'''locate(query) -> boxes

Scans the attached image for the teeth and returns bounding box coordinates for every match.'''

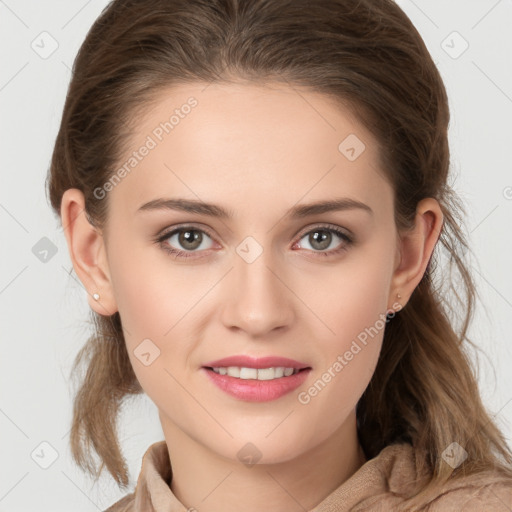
[211,366,300,380]
[227,366,240,378]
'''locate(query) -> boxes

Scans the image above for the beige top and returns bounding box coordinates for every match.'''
[104,441,512,511]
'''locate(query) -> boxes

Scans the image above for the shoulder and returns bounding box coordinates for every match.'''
[417,473,512,511]
[369,443,512,511]
[103,492,135,512]
[101,440,170,511]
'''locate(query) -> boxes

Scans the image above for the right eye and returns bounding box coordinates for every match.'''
[156,226,216,259]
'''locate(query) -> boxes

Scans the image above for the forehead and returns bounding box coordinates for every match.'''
[108,81,391,219]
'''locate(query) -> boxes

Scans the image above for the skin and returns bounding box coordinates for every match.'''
[61,81,443,512]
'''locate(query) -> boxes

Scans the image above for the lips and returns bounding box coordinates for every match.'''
[202,355,310,370]
[202,367,312,402]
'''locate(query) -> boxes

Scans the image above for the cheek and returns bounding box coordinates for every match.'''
[294,243,393,410]
[298,245,394,347]
[297,303,386,433]
[107,239,199,339]
[107,241,210,393]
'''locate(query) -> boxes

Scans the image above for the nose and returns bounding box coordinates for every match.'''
[219,246,295,337]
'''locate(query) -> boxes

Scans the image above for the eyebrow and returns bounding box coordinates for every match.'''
[137,197,373,219]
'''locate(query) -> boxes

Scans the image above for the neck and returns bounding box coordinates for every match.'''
[160,409,366,512]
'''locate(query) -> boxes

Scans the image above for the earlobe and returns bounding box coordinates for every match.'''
[60,188,118,316]
[388,198,444,309]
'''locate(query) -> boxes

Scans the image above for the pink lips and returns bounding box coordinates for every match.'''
[203,355,310,370]
[202,355,312,402]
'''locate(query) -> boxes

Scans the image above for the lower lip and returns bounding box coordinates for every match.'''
[202,367,311,402]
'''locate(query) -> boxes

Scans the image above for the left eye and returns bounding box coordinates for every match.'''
[296,227,352,253]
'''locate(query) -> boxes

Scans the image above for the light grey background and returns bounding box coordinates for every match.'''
[1,0,511,510]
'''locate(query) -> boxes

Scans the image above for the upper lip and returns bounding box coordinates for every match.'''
[203,355,311,370]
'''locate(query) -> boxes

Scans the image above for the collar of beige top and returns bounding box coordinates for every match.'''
[104,440,512,511]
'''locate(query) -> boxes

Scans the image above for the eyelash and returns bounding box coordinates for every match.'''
[155,223,354,260]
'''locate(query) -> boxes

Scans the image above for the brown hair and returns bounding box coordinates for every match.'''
[46,0,512,505]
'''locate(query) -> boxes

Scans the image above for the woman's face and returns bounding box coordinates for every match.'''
[101,82,401,463]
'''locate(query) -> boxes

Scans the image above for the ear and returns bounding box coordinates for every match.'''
[388,197,444,310]
[60,188,118,316]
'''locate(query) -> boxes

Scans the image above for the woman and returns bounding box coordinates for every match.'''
[47,0,512,510]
